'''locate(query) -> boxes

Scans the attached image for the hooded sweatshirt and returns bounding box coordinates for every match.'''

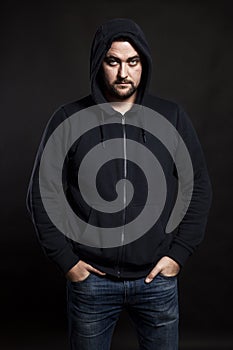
[26,18,212,278]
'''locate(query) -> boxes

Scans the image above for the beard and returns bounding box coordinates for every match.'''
[104,79,138,100]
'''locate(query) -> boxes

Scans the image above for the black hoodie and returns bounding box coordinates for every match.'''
[26,18,212,278]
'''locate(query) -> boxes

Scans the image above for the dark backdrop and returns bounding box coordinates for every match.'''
[1,0,233,349]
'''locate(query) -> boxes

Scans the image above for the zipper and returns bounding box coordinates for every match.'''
[116,114,127,278]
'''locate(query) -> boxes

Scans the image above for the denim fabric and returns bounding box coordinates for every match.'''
[67,273,179,350]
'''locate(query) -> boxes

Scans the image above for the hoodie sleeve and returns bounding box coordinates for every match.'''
[166,105,212,267]
[26,107,80,274]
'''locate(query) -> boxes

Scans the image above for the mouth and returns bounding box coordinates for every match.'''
[115,82,131,87]
[115,81,131,85]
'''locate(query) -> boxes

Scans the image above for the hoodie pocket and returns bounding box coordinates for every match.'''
[121,204,166,269]
[73,206,120,266]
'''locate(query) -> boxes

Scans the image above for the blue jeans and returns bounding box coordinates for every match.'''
[67,273,179,350]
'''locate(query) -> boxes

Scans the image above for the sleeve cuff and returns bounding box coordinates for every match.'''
[52,245,80,274]
[166,242,192,267]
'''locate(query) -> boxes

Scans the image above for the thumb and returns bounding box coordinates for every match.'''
[145,265,161,283]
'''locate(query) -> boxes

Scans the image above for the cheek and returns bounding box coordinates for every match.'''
[133,68,142,82]
[103,68,116,84]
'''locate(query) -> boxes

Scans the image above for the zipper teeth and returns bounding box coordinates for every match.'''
[122,116,127,178]
[116,115,127,277]
[122,115,127,245]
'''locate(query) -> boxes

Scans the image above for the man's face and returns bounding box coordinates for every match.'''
[102,41,142,101]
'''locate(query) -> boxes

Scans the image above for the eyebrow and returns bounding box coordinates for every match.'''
[105,55,140,62]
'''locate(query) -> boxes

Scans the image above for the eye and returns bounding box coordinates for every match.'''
[106,58,118,66]
[129,58,140,66]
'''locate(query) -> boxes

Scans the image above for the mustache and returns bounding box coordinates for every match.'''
[114,79,133,84]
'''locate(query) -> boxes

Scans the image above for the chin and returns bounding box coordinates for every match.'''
[116,90,136,99]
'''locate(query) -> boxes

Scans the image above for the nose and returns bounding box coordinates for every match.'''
[118,63,128,79]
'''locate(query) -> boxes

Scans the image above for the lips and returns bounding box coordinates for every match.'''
[115,82,132,86]
[115,81,132,85]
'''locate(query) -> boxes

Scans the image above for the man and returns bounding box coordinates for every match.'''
[27,18,212,349]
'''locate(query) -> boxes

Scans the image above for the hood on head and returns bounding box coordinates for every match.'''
[90,18,152,105]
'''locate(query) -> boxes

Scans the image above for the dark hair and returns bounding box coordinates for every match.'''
[112,36,139,51]
[112,36,133,42]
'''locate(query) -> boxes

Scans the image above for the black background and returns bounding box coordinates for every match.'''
[1,0,233,349]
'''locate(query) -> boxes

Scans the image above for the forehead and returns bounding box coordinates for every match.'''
[106,41,140,58]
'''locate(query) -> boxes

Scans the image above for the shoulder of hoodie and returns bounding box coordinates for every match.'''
[143,93,184,126]
[46,95,94,131]
[144,94,200,146]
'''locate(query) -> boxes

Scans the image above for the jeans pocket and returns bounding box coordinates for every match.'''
[70,272,92,285]
[158,273,178,280]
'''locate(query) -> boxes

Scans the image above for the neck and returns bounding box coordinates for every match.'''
[105,92,137,114]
